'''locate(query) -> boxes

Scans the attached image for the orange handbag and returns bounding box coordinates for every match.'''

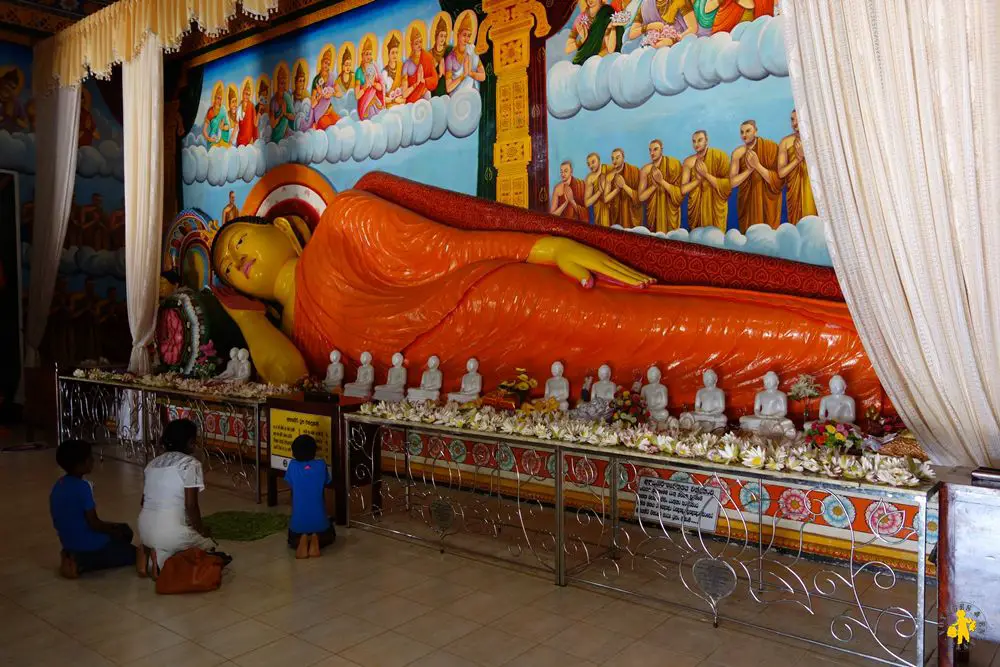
[154,548,227,595]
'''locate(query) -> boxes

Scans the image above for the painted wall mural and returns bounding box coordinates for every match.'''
[179,0,484,222]
[0,40,129,367]
[545,1,826,265]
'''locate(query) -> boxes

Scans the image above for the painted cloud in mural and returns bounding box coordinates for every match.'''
[548,15,788,119]
[180,89,482,186]
[0,130,35,173]
[619,215,831,267]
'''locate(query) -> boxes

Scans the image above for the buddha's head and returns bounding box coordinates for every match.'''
[763,371,779,391]
[229,347,238,359]
[702,369,718,388]
[598,364,611,382]
[829,375,846,396]
[427,355,440,370]
[391,352,404,367]
[360,351,373,366]
[551,361,564,378]
[330,350,341,363]
[646,366,661,383]
[466,357,479,373]
[237,349,250,362]
[211,215,311,301]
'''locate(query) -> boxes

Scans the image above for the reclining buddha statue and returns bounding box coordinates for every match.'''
[209,171,885,418]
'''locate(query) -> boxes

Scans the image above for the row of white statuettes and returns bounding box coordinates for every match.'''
[323,350,859,437]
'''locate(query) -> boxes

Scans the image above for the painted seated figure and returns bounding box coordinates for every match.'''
[739,371,795,437]
[208,171,886,417]
[544,361,570,411]
[373,352,407,402]
[680,369,727,431]
[447,358,482,403]
[407,356,443,402]
[641,366,670,423]
[805,375,856,432]
[344,351,375,399]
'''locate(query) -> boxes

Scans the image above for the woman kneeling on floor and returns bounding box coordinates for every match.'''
[137,419,216,573]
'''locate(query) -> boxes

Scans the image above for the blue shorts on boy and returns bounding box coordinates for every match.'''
[286,459,331,534]
[50,476,110,552]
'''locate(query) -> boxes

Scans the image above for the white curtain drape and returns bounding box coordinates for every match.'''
[123,34,164,373]
[24,84,81,367]
[784,0,1000,467]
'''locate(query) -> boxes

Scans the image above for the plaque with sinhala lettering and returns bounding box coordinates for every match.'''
[430,497,456,533]
[634,476,721,532]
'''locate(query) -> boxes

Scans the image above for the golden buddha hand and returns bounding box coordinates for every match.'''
[527,236,654,289]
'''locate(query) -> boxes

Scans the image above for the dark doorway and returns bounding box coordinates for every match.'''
[0,171,23,422]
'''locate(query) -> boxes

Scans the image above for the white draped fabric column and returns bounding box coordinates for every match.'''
[123,34,164,373]
[24,84,81,367]
[783,0,1000,467]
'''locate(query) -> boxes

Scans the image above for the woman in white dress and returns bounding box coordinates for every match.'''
[138,419,215,570]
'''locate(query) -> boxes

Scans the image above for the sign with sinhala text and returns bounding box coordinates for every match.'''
[269,408,333,472]
[634,476,721,532]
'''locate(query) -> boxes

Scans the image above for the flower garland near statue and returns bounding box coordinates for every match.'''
[155,287,247,378]
[359,400,935,488]
[71,368,290,400]
[804,420,866,455]
[609,387,649,426]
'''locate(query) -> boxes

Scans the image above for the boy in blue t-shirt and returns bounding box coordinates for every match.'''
[50,440,137,578]
[286,434,336,558]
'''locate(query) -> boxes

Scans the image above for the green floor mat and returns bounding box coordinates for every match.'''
[202,511,289,541]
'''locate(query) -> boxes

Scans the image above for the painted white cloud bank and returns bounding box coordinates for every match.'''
[180,88,482,186]
[548,14,788,119]
[0,107,125,180]
[617,215,832,267]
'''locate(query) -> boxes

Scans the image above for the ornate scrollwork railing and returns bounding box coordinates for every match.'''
[344,414,938,667]
[57,376,266,501]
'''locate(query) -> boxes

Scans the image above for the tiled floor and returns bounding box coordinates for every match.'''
[1,445,997,667]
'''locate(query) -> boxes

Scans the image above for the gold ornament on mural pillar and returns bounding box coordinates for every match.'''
[476,0,550,209]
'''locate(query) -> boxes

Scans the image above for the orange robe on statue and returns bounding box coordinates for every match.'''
[292,190,883,418]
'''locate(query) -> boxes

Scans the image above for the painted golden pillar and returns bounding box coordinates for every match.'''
[477,0,550,209]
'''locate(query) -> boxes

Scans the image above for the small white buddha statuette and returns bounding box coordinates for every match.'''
[448,358,482,403]
[215,347,241,380]
[234,348,252,381]
[641,366,670,423]
[544,361,571,411]
[805,374,856,431]
[739,371,795,437]
[680,369,727,431]
[344,351,376,399]
[373,352,407,402]
[591,364,616,402]
[408,356,443,402]
[324,350,345,391]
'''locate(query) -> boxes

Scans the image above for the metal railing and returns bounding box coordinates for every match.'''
[345,413,939,667]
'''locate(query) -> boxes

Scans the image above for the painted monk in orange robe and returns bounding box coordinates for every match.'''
[731,119,782,232]
[711,0,773,34]
[403,27,439,103]
[236,80,258,146]
[210,173,885,418]
[603,148,642,229]
[550,161,588,222]
[681,130,731,231]
[584,153,611,227]
[777,109,817,224]
[638,140,683,233]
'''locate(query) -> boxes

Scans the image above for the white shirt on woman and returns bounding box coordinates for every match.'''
[138,451,214,567]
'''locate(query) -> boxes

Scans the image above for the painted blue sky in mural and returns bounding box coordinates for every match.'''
[181,0,481,220]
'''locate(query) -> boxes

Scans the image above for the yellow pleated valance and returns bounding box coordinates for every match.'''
[33,0,278,94]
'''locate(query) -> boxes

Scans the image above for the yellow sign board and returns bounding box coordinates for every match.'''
[270,408,333,467]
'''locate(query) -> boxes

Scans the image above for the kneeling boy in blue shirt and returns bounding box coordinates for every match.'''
[50,440,137,578]
[286,435,336,558]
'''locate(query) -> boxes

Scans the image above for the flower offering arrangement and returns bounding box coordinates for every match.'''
[71,368,291,400]
[609,387,649,426]
[805,420,866,455]
[360,400,935,488]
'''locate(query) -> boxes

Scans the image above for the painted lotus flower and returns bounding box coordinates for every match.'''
[742,446,768,469]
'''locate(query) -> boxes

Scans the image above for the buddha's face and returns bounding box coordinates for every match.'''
[213,222,297,300]
[598,365,611,381]
[703,370,717,388]
[647,366,660,383]
[763,372,778,391]
[830,375,846,395]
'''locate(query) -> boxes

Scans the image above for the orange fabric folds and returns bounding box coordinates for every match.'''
[294,190,885,418]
